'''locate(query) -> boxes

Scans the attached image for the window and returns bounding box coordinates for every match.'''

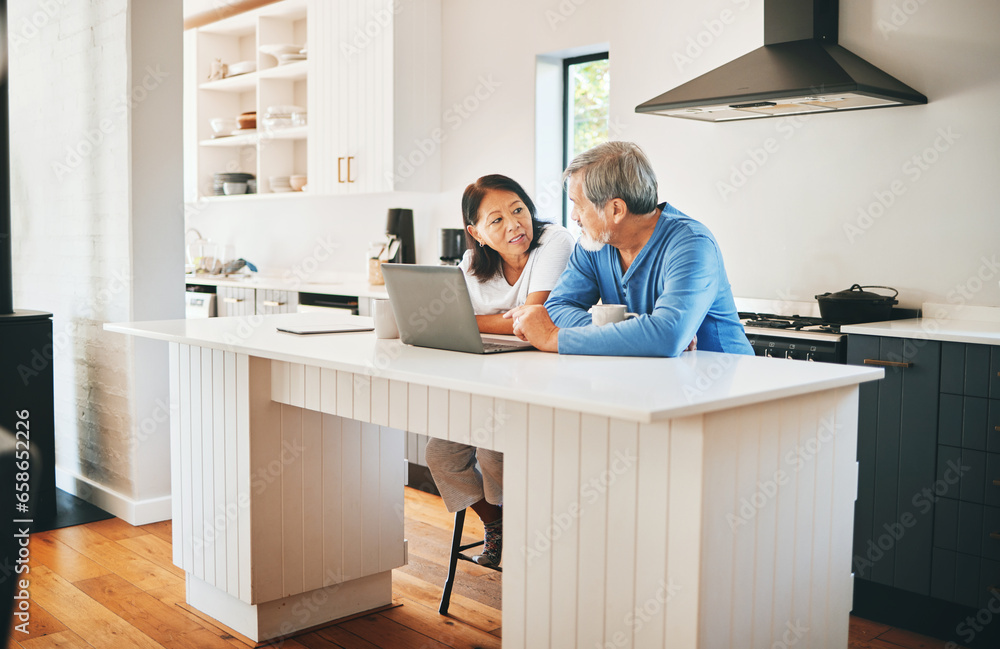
[563,53,610,231]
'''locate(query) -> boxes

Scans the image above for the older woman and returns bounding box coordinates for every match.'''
[424,174,574,567]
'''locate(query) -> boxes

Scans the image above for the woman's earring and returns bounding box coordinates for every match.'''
[478,241,484,247]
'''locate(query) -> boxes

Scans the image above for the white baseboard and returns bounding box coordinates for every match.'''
[56,468,172,526]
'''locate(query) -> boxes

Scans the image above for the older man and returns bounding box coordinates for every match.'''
[505,141,753,357]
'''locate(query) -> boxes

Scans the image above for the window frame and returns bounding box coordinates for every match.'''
[561,51,610,227]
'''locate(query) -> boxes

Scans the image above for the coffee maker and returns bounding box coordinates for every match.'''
[439,228,466,265]
[385,208,415,264]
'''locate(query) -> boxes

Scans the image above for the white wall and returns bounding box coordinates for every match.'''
[189,0,1000,309]
[9,0,183,523]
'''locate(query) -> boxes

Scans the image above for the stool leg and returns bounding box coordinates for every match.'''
[439,509,466,615]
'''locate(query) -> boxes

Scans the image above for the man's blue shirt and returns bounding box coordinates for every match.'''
[545,202,754,357]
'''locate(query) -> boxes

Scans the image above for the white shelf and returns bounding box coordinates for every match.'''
[199,132,261,147]
[258,60,308,81]
[199,72,258,93]
[201,191,309,202]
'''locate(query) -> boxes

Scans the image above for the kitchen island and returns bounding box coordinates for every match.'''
[106,311,882,648]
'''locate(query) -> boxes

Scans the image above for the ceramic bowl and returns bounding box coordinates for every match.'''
[223,182,248,195]
[289,175,307,191]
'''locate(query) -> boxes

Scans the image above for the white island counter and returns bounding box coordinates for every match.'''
[107,311,882,648]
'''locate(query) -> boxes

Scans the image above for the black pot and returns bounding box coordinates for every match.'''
[814,284,899,325]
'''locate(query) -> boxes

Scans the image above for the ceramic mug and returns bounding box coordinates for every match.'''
[372,298,399,339]
[591,304,638,326]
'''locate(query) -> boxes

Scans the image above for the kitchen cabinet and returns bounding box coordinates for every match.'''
[183,0,441,201]
[932,341,1000,609]
[184,0,309,200]
[848,335,940,596]
[217,286,297,316]
[307,0,442,194]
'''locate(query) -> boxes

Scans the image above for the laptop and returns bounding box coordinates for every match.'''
[380,264,534,354]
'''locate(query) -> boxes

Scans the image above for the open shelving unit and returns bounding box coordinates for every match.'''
[184,0,309,200]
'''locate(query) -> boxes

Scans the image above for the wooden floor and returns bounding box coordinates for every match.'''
[5,487,960,649]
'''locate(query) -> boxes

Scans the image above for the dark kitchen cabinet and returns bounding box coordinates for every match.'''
[853,333,1000,649]
[848,335,940,595]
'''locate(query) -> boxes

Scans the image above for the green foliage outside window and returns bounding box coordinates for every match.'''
[569,58,610,160]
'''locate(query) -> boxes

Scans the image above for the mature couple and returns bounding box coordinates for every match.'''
[425,141,754,567]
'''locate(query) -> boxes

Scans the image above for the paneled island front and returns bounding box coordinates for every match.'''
[107,311,882,648]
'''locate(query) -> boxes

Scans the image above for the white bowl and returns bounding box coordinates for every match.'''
[226,60,256,76]
[210,117,238,134]
[223,182,248,195]
[260,44,302,58]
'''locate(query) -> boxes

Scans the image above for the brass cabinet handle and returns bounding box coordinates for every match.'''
[992,532,1000,541]
[262,301,285,307]
[338,156,357,183]
[994,479,1000,487]
[222,297,243,303]
[863,359,913,368]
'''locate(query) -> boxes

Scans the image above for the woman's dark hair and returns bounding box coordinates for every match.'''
[461,174,549,281]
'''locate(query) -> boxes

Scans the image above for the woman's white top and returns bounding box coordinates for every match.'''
[459,224,576,315]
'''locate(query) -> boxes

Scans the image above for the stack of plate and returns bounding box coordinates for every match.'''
[269,176,293,193]
[213,172,255,196]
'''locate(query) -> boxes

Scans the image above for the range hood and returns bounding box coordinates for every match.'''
[636,0,927,122]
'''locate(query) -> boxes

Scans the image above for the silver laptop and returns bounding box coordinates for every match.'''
[381,264,534,354]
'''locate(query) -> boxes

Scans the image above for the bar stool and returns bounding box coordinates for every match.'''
[439,509,502,614]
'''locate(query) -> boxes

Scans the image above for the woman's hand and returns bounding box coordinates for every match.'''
[503,304,559,352]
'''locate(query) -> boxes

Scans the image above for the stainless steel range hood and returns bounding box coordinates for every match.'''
[636,0,927,122]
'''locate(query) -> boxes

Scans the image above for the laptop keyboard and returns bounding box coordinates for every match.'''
[482,341,524,353]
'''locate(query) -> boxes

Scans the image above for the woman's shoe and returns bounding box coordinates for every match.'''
[473,517,502,567]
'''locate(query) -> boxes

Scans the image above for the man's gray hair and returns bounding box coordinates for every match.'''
[562,141,659,216]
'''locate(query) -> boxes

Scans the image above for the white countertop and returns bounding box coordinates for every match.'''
[107,312,882,423]
[186,274,389,299]
[842,317,1000,345]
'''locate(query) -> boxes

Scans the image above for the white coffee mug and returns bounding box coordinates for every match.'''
[591,304,638,326]
[372,298,399,339]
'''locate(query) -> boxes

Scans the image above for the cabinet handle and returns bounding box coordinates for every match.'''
[863,359,913,368]
[338,156,357,183]
[995,426,1000,433]
[992,532,1000,541]
[994,479,1000,487]
[222,297,243,303]
[262,301,285,307]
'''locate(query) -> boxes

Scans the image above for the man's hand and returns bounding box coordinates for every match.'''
[503,305,559,353]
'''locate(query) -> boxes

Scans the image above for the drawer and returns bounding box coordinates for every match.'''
[217,286,255,317]
[937,394,991,450]
[941,342,993,397]
[256,289,298,315]
[938,445,987,504]
[991,399,1000,454]
[989,454,1000,508]
[985,506,1000,561]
